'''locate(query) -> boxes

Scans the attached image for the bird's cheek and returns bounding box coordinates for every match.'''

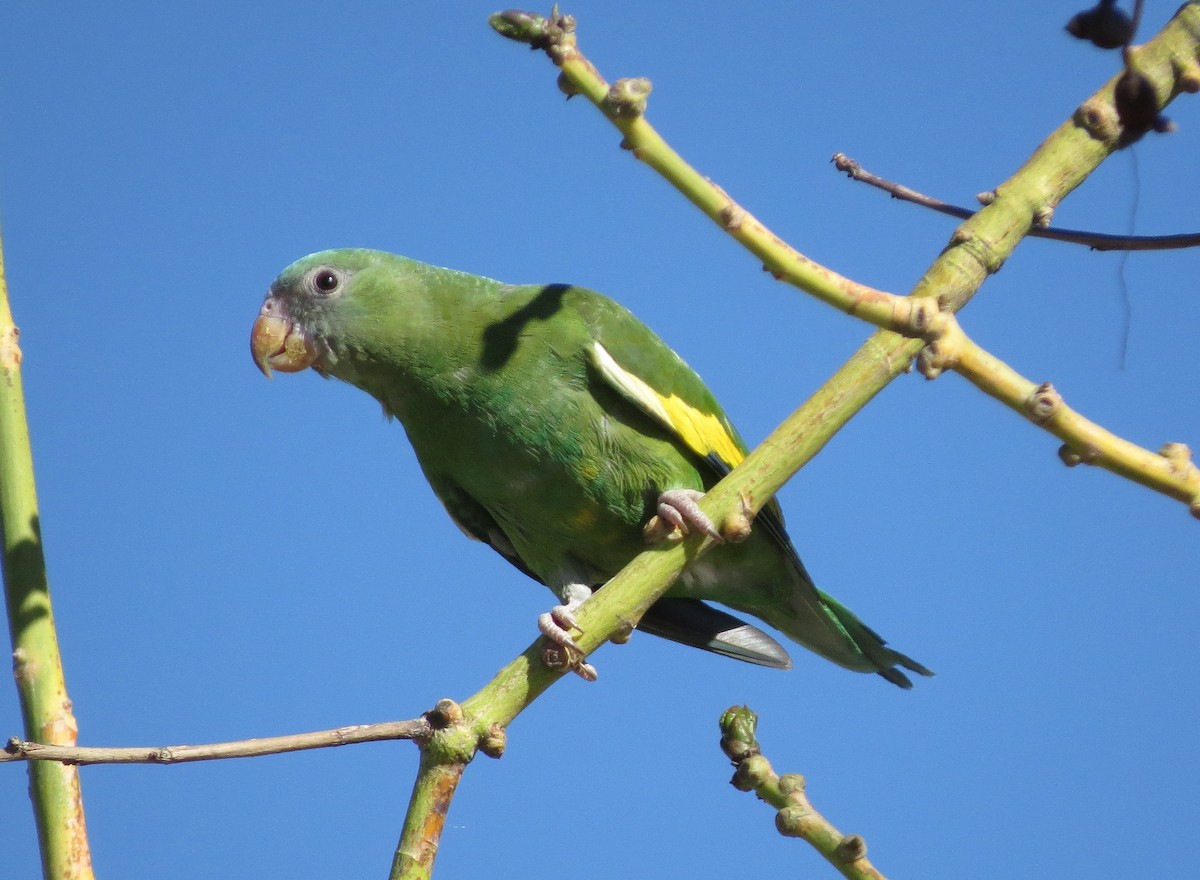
[250,305,318,377]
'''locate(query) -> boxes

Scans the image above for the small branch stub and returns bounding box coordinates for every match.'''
[776,805,813,837]
[1158,441,1193,474]
[1065,439,1099,465]
[1076,97,1121,143]
[426,698,464,729]
[1027,382,1063,423]
[478,723,507,759]
[720,493,755,543]
[836,834,869,863]
[1173,56,1200,93]
[604,77,652,117]
[718,203,747,232]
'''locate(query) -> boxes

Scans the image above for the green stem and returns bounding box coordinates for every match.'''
[0,229,95,879]
[720,707,887,880]
[389,757,466,880]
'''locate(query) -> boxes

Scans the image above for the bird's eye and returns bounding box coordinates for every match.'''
[311,268,340,295]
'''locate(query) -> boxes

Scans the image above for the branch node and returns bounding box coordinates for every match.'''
[835,833,869,863]
[913,309,963,379]
[603,77,652,118]
[775,805,814,837]
[718,203,747,232]
[720,492,755,543]
[0,325,22,369]
[556,71,578,98]
[478,723,507,759]
[1075,96,1121,143]
[426,698,465,729]
[1033,205,1055,228]
[609,617,635,643]
[738,753,775,789]
[1172,56,1200,93]
[777,772,807,795]
[830,152,859,176]
[976,190,997,206]
[1158,442,1195,475]
[916,344,946,379]
[1058,441,1101,467]
[1026,382,1063,423]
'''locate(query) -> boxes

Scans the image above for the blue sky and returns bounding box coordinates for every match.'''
[2,2,1198,877]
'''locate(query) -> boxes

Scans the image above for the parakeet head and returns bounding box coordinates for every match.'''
[251,248,399,378]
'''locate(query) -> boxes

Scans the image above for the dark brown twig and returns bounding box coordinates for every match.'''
[832,153,1199,251]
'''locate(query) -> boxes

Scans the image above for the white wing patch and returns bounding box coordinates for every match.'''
[590,342,744,467]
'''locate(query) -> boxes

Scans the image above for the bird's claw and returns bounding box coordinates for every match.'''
[538,593,598,681]
[644,489,723,543]
[541,642,598,681]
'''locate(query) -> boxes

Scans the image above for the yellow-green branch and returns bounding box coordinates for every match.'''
[491,5,1200,514]
[923,316,1200,510]
[720,707,887,880]
[0,233,95,878]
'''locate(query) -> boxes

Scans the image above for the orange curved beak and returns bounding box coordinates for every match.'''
[250,299,318,378]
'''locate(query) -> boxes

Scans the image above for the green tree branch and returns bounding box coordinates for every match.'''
[0,230,95,879]
[720,706,887,880]
[491,5,1200,512]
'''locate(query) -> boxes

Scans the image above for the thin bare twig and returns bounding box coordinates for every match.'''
[831,152,1200,251]
[2,718,430,766]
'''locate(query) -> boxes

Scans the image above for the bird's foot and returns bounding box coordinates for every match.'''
[644,489,723,544]
[537,585,598,681]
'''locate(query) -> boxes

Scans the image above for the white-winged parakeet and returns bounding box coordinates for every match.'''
[251,249,931,687]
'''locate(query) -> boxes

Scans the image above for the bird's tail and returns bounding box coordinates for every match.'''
[813,590,934,689]
[734,584,934,688]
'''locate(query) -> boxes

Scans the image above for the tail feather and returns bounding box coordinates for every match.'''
[639,598,793,669]
[817,590,934,689]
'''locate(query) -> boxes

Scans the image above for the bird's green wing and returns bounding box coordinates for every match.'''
[587,336,749,473]
[423,472,546,585]
[581,297,797,556]
[580,295,933,686]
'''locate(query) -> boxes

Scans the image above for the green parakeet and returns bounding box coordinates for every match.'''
[251,249,931,687]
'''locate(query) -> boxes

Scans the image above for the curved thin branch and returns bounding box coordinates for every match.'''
[918,315,1200,511]
[491,5,1200,516]
[2,719,431,766]
[831,152,1200,252]
[489,10,913,333]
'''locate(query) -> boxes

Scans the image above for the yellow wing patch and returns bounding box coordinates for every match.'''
[591,342,745,467]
